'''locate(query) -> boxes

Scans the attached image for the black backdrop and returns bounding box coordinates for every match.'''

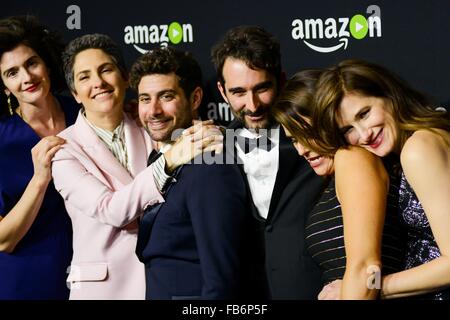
[4,0,450,123]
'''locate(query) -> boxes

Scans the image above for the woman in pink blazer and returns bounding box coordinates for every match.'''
[52,34,222,299]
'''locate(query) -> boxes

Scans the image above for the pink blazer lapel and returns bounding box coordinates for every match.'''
[72,111,133,186]
[123,114,150,177]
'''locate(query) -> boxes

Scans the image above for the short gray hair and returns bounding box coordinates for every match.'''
[62,33,127,92]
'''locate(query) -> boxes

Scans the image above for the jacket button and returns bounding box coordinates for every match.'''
[265,225,273,232]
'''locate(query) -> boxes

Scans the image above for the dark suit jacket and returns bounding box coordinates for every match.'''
[227,120,326,300]
[137,153,248,300]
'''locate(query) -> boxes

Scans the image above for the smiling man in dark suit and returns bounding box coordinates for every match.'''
[211,25,326,299]
[131,47,248,300]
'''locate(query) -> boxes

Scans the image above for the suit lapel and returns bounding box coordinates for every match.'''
[266,127,300,221]
[72,111,133,186]
[123,114,149,177]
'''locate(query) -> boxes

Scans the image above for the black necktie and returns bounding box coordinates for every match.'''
[236,135,274,154]
[147,149,162,166]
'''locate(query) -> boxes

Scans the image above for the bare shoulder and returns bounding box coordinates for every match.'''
[334,146,388,206]
[335,146,383,169]
[334,146,388,189]
[401,129,450,169]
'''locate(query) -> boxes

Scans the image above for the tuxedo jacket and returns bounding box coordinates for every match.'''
[52,112,163,300]
[227,120,326,300]
[137,153,248,300]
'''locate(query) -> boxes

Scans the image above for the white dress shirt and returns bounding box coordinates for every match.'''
[235,125,280,219]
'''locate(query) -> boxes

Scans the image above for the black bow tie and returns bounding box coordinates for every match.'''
[236,135,274,154]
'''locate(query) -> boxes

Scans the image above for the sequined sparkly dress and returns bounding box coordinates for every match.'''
[399,170,450,300]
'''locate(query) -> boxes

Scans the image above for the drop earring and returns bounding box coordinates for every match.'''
[7,95,13,115]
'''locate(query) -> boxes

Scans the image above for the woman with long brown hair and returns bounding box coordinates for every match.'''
[273,69,404,299]
[313,59,450,299]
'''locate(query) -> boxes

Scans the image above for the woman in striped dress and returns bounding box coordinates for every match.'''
[272,69,405,299]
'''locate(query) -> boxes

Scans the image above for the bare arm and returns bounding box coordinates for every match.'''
[335,146,389,299]
[381,130,450,299]
[0,136,65,253]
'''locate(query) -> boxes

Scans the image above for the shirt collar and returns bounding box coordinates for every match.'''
[83,111,125,144]
[237,124,280,146]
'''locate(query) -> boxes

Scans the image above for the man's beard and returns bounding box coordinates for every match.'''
[234,106,274,132]
[145,125,172,143]
[144,115,193,143]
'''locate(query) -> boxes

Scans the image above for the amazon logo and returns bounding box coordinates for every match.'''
[291,5,382,53]
[123,22,193,53]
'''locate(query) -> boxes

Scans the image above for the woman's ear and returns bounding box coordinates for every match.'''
[71,90,82,104]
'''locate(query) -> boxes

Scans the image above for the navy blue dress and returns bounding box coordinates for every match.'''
[0,96,78,300]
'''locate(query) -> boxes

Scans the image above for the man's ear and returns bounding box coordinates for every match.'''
[190,86,203,112]
[217,81,229,103]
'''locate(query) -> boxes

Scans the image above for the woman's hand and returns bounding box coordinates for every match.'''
[163,120,224,173]
[318,279,342,300]
[31,136,66,185]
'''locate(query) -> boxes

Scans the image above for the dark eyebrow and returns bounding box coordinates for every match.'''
[2,66,17,77]
[227,86,245,94]
[2,55,39,77]
[98,62,115,70]
[227,80,274,94]
[138,93,150,99]
[354,106,370,120]
[26,55,39,62]
[75,69,90,78]
[339,125,352,134]
[157,89,177,97]
[138,89,177,99]
[75,62,115,78]
[253,80,274,91]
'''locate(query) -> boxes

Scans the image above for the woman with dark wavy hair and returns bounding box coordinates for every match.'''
[0,15,79,299]
[313,59,450,299]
